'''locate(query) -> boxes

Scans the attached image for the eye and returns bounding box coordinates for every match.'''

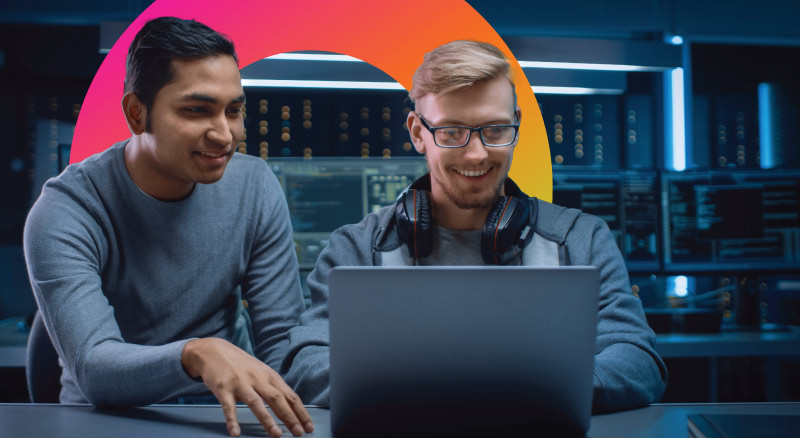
[226,107,243,116]
[184,106,206,114]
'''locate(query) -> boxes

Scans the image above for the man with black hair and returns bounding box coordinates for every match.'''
[24,17,313,438]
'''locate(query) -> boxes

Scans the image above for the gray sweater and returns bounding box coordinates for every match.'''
[282,197,668,413]
[24,140,305,406]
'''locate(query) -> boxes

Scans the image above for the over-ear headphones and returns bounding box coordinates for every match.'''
[395,174,533,265]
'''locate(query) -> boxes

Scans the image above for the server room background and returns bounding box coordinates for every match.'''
[1,0,799,403]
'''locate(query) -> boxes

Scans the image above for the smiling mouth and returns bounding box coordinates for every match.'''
[455,168,490,177]
[196,150,230,158]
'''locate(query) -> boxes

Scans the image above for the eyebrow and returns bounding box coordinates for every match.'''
[181,93,246,105]
[435,118,514,126]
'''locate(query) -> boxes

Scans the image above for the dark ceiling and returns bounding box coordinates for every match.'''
[1,1,799,45]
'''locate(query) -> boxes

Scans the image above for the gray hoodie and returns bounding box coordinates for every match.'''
[281,195,668,413]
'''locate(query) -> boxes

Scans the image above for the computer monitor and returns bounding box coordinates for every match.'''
[268,157,428,268]
[552,167,661,272]
[662,169,800,272]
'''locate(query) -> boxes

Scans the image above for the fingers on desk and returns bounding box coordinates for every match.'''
[215,367,314,437]
[219,393,244,437]
[239,388,284,438]
[271,376,314,433]
[255,375,314,436]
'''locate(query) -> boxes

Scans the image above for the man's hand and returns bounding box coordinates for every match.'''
[181,338,314,437]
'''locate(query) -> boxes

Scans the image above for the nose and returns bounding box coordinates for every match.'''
[206,112,234,146]
[461,130,489,162]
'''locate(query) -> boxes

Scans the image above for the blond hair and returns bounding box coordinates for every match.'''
[409,40,515,107]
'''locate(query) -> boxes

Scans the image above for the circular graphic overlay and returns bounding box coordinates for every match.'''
[72,0,551,200]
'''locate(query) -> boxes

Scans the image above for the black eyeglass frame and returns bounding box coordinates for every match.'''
[417,114,520,148]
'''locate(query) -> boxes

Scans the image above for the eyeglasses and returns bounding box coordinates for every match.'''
[417,114,519,148]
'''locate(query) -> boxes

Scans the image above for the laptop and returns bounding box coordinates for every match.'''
[328,266,599,437]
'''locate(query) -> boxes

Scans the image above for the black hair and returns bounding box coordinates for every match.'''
[124,16,238,131]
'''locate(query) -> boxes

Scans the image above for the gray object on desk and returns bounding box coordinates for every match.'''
[328,266,599,437]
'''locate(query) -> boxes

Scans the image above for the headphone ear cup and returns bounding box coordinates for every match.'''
[481,196,532,265]
[395,191,413,247]
[395,189,433,259]
[414,190,433,258]
[481,197,506,264]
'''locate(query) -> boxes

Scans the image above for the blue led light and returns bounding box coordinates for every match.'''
[666,67,686,171]
[758,83,775,169]
[666,275,690,298]
[675,276,689,297]
[241,79,405,90]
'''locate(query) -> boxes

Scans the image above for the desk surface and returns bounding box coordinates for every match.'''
[1,403,799,437]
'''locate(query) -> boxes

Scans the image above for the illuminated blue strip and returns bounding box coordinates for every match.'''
[264,53,363,62]
[669,68,686,171]
[259,55,666,72]
[241,79,621,95]
[241,79,405,90]
[518,61,663,72]
[758,83,775,169]
[531,86,623,95]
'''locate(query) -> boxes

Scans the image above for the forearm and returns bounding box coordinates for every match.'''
[578,217,667,412]
[282,275,332,406]
[590,265,667,412]
[592,343,666,413]
[74,337,204,406]
[281,220,377,405]
[245,255,303,371]
[26,209,204,406]
[282,344,330,407]
[29,261,205,406]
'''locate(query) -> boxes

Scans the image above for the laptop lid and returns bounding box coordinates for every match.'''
[329,266,599,437]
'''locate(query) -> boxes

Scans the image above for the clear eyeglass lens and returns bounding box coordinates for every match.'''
[481,126,515,145]
[435,128,469,146]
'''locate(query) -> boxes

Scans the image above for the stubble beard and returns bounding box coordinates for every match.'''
[431,168,505,210]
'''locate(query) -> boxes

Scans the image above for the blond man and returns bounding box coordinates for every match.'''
[282,40,667,414]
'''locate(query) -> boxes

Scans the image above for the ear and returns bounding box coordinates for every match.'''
[122,92,147,135]
[512,106,522,148]
[407,111,426,155]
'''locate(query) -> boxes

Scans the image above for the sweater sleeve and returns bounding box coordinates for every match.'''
[280,215,378,406]
[23,186,204,407]
[241,165,305,372]
[581,218,668,413]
